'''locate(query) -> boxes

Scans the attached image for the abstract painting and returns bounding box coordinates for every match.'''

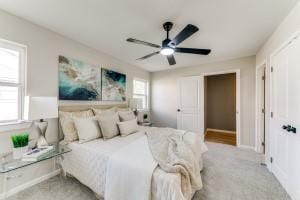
[59,55,101,100]
[101,68,126,101]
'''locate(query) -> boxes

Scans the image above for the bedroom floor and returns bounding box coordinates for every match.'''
[7,142,290,200]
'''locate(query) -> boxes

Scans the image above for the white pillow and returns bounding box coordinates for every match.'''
[118,111,135,122]
[59,109,94,142]
[97,113,120,140]
[118,119,139,137]
[74,117,101,144]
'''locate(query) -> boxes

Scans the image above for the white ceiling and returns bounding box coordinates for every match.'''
[0,0,298,71]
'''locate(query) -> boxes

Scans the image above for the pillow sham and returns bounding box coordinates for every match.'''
[118,119,139,137]
[92,107,116,116]
[118,110,136,122]
[59,109,94,142]
[74,117,102,143]
[97,113,120,140]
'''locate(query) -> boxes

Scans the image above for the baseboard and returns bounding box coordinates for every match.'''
[0,169,60,199]
[206,128,236,134]
[238,144,256,151]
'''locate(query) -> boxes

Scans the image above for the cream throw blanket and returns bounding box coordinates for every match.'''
[146,127,204,199]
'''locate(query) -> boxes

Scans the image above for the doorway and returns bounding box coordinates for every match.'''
[203,70,240,146]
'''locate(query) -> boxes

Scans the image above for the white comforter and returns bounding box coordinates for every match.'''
[105,135,157,200]
[62,127,207,200]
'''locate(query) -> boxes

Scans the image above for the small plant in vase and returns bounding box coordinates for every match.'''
[11,133,29,159]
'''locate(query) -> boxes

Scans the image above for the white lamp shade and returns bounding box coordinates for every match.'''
[24,96,58,120]
[129,98,143,110]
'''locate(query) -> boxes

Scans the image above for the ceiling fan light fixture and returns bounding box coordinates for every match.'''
[160,47,174,56]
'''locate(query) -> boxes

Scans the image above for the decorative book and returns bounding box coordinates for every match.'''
[22,146,54,162]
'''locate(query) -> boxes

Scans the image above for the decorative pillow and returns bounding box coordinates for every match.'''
[97,113,120,140]
[74,117,102,143]
[92,107,116,116]
[118,119,139,137]
[59,110,94,142]
[118,111,136,122]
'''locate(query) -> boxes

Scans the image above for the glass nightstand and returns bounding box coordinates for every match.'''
[0,144,71,199]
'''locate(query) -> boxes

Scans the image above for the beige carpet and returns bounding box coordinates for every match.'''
[8,142,290,200]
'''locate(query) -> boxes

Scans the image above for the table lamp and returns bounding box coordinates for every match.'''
[129,98,143,116]
[24,96,58,148]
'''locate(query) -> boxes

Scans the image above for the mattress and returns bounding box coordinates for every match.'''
[62,127,206,199]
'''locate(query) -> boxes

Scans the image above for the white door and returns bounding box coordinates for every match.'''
[271,35,300,200]
[177,76,204,134]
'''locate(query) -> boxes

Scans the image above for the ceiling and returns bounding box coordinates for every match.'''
[0,0,298,71]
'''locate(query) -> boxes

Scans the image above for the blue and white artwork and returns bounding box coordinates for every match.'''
[59,55,101,100]
[101,68,126,101]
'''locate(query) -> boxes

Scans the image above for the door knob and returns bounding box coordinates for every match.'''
[282,125,289,130]
[177,109,181,112]
[287,126,297,134]
[283,125,297,134]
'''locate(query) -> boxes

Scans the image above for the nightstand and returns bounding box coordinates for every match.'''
[0,144,71,199]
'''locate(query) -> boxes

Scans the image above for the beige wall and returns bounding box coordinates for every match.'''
[0,9,149,196]
[256,2,300,162]
[151,56,256,147]
[205,73,236,131]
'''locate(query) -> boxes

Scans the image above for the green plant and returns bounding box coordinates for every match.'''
[11,133,29,148]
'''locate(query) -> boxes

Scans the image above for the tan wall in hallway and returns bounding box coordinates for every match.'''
[205,73,236,131]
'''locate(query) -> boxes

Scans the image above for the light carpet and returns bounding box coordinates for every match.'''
[7,142,290,200]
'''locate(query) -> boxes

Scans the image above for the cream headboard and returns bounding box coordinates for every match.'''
[58,103,128,112]
[58,103,129,140]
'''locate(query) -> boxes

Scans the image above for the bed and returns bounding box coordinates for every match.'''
[58,104,207,200]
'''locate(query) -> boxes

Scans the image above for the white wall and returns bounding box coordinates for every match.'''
[256,2,300,166]
[0,9,149,197]
[151,56,256,147]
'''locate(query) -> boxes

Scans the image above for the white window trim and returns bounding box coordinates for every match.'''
[0,39,27,124]
[133,78,149,110]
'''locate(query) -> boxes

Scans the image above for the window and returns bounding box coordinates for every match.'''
[133,78,149,109]
[0,40,26,123]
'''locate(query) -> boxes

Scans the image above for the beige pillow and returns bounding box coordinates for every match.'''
[74,117,101,143]
[118,119,139,137]
[97,113,120,140]
[59,110,94,142]
[118,111,135,122]
[92,107,116,116]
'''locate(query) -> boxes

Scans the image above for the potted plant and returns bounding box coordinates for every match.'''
[11,133,29,159]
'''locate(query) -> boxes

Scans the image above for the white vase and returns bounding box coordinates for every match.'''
[13,146,28,159]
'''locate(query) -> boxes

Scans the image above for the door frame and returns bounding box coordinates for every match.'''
[255,61,267,154]
[202,69,241,147]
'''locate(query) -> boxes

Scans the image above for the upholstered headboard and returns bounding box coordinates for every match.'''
[58,103,128,112]
[58,103,129,140]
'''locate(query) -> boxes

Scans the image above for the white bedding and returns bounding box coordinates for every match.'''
[62,127,207,200]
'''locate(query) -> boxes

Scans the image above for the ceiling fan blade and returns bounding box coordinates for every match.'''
[137,51,160,60]
[175,47,211,55]
[167,55,176,65]
[170,24,199,46]
[127,38,161,48]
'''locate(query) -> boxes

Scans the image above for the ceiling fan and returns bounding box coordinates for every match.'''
[126,22,211,66]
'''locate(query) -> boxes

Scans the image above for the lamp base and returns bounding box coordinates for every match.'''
[34,120,49,148]
[37,136,48,148]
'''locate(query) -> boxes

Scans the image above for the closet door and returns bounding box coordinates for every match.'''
[271,35,300,200]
